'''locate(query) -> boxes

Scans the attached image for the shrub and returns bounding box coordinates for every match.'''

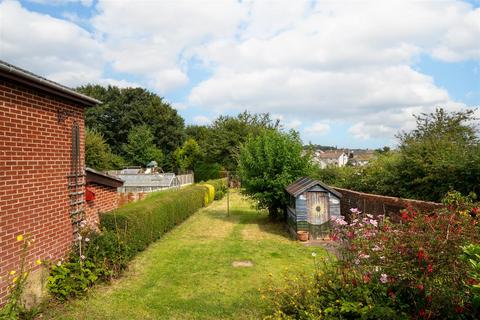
[201,183,215,205]
[47,226,129,300]
[205,178,228,200]
[267,195,480,319]
[100,184,210,254]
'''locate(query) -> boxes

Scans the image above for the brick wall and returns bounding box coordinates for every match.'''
[0,78,85,305]
[333,187,444,222]
[85,182,119,227]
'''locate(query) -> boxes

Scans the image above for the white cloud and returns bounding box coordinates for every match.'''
[1,0,478,143]
[193,115,211,125]
[0,0,102,87]
[305,122,330,135]
[189,0,480,140]
[92,0,247,93]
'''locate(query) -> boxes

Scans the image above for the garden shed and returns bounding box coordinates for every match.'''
[285,177,342,240]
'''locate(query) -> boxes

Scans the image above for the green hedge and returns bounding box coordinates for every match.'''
[100,185,209,254]
[205,178,228,200]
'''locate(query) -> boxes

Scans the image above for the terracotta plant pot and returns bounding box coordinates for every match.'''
[297,231,309,242]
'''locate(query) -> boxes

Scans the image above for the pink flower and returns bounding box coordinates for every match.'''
[379,273,388,283]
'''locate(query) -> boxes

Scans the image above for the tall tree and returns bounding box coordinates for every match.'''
[173,138,204,172]
[77,85,186,156]
[85,128,125,170]
[122,125,164,167]
[238,129,312,219]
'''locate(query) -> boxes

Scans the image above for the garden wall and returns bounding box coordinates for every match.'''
[332,187,444,222]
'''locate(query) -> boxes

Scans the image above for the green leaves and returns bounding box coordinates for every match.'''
[122,125,164,167]
[238,129,312,218]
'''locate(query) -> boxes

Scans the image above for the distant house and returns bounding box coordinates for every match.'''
[348,150,376,166]
[313,150,349,168]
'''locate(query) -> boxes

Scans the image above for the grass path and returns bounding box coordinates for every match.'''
[44,191,323,319]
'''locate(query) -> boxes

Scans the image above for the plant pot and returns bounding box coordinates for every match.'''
[297,231,309,242]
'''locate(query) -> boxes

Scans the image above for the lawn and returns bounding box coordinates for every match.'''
[44,190,324,319]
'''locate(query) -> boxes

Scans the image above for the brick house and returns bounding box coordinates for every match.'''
[85,167,124,227]
[0,60,99,305]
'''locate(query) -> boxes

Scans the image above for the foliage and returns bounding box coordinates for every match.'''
[100,183,218,254]
[268,195,480,319]
[47,226,129,301]
[462,244,480,313]
[173,138,204,172]
[264,258,401,320]
[238,129,312,219]
[395,108,480,201]
[0,234,41,320]
[85,128,125,170]
[186,111,280,172]
[77,85,185,157]
[122,125,164,167]
[194,162,223,182]
[205,178,228,200]
[314,108,480,202]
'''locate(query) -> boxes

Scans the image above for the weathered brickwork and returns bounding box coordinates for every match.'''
[85,182,119,227]
[0,78,85,305]
[333,187,444,222]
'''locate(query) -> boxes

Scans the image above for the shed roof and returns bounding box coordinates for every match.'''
[0,60,100,106]
[86,167,124,188]
[285,177,342,198]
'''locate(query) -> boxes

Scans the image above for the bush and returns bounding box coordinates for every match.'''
[267,194,480,319]
[47,227,129,300]
[100,184,211,254]
[205,178,228,200]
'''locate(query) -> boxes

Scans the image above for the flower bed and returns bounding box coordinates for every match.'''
[266,191,480,319]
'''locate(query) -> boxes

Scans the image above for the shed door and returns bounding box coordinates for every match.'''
[307,192,329,225]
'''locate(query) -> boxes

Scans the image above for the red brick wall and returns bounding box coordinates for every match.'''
[333,187,444,222]
[85,182,119,227]
[0,78,85,305]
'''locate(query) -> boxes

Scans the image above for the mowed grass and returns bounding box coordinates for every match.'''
[44,190,324,320]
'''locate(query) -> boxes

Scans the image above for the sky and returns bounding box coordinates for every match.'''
[0,0,479,148]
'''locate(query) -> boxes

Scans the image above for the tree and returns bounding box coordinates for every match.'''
[77,85,186,156]
[238,129,312,219]
[85,128,125,170]
[173,138,204,172]
[122,125,164,167]
[395,108,480,201]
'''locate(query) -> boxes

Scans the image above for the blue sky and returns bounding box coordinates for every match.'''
[1,0,479,149]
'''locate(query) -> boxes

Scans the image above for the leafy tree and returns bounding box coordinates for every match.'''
[238,129,312,219]
[85,128,125,170]
[173,138,204,172]
[77,85,186,156]
[193,162,223,182]
[395,108,480,201]
[203,111,280,171]
[122,125,164,167]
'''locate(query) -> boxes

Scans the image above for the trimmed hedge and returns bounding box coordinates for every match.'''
[100,185,209,254]
[205,178,228,200]
[100,180,225,255]
[201,183,215,205]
